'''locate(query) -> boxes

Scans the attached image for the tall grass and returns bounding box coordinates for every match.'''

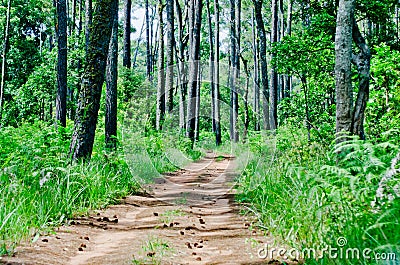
[237,126,400,264]
[0,121,139,255]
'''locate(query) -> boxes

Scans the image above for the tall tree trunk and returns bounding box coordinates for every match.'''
[213,0,222,145]
[70,0,114,160]
[194,69,201,141]
[252,11,260,131]
[175,0,187,131]
[123,0,132,68]
[71,0,76,35]
[105,0,119,149]
[253,0,270,130]
[270,0,278,130]
[351,18,371,140]
[165,0,174,112]
[206,0,214,132]
[335,0,354,142]
[0,0,11,126]
[132,14,146,68]
[145,0,152,79]
[57,0,68,127]
[229,0,239,142]
[241,56,250,139]
[85,0,92,53]
[156,0,165,131]
[285,0,292,98]
[186,0,202,142]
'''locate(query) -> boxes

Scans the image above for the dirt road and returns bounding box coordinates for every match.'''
[1,152,284,265]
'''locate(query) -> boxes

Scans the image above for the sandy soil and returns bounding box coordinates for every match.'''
[1,152,295,265]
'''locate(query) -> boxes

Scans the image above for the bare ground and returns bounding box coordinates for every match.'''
[1,151,294,265]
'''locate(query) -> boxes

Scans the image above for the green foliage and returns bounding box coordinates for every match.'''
[0,121,139,255]
[237,126,400,264]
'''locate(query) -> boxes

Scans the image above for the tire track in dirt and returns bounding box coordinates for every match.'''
[1,152,293,265]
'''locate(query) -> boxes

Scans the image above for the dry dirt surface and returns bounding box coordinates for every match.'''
[1,152,294,265]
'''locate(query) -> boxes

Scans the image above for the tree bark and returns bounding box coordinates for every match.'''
[335,0,354,142]
[105,0,119,149]
[156,0,165,131]
[57,0,68,127]
[145,0,152,79]
[351,18,371,140]
[123,0,132,68]
[165,0,174,112]
[270,0,278,130]
[213,0,222,145]
[285,0,292,98]
[85,0,92,54]
[70,0,114,160]
[253,0,270,130]
[252,11,260,131]
[186,0,202,142]
[0,0,11,126]
[206,0,214,132]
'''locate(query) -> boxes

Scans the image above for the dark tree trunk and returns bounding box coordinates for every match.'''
[213,0,222,145]
[85,0,92,53]
[105,0,119,149]
[206,0,214,132]
[70,0,114,160]
[71,0,76,35]
[253,0,270,130]
[165,0,174,112]
[285,0,292,98]
[57,0,68,127]
[186,0,202,142]
[156,0,165,131]
[123,0,132,68]
[145,0,152,79]
[175,0,187,131]
[335,0,354,142]
[270,0,278,130]
[0,0,11,126]
[252,11,260,131]
[229,0,239,142]
[351,18,371,140]
[241,56,250,139]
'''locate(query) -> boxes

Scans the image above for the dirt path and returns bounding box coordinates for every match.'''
[1,152,285,265]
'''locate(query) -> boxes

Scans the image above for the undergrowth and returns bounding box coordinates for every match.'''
[237,125,400,264]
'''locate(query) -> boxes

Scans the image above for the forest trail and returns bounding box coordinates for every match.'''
[1,152,286,265]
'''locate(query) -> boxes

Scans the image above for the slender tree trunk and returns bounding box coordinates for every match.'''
[229,0,239,142]
[253,0,270,130]
[194,69,201,141]
[213,0,222,145]
[105,0,119,149]
[252,11,260,131]
[229,0,235,140]
[156,0,165,130]
[146,0,152,79]
[165,0,174,112]
[70,0,114,160]
[335,0,354,142]
[241,56,250,139]
[270,0,278,130]
[132,15,146,68]
[71,0,76,35]
[57,0,68,127]
[186,0,202,142]
[176,0,187,131]
[351,18,371,140]
[285,0,292,98]
[0,0,11,126]
[85,0,92,53]
[123,0,132,68]
[206,0,214,132]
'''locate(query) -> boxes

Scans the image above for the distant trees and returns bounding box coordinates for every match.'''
[0,0,11,126]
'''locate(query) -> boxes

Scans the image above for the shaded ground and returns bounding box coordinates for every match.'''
[1,151,295,265]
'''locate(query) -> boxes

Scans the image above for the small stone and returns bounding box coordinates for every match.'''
[180,231,184,235]
[84,236,90,241]
[153,212,159,216]
[196,257,202,261]
[78,247,84,251]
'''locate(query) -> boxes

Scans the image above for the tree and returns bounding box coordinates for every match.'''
[145,0,151,79]
[105,0,119,149]
[253,0,270,130]
[56,0,68,127]
[70,0,115,160]
[270,0,278,130]
[335,0,354,141]
[123,0,131,68]
[213,0,222,145]
[0,0,11,126]
[85,0,92,53]
[252,11,260,131]
[186,0,202,142]
[165,0,174,112]
[156,0,165,131]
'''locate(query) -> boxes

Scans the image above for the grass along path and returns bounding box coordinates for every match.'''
[0,151,292,265]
